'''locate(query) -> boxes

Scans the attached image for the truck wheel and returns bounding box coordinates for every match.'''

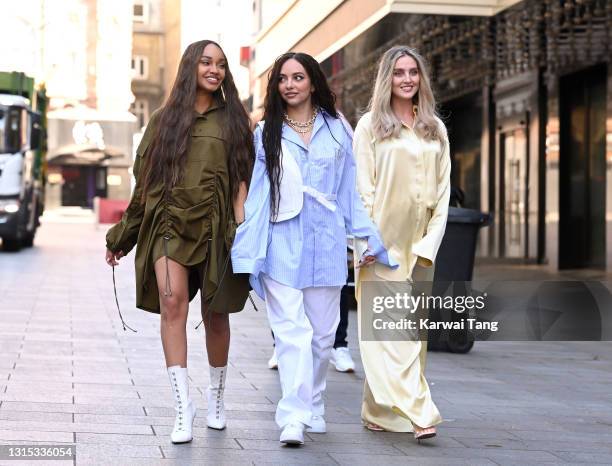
[21,223,36,248]
[2,237,22,252]
[22,232,35,248]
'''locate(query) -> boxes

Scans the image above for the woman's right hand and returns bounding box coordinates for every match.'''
[106,249,124,266]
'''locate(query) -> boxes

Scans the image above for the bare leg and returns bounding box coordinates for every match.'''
[154,257,190,367]
[201,303,230,367]
[201,303,230,429]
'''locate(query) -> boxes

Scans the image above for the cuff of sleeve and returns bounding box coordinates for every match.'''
[231,257,255,275]
[106,240,127,255]
[366,235,399,269]
[412,238,434,267]
[106,225,127,255]
[108,246,133,257]
[105,231,118,253]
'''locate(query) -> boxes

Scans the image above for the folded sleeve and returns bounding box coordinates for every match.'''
[230,125,271,297]
[105,111,161,254]
[412,120,451,267]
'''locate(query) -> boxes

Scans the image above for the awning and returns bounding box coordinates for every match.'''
[47,144,124,166]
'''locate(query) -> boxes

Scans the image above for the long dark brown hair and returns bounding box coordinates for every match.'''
[262,52,338,218]
[142,40,253,199]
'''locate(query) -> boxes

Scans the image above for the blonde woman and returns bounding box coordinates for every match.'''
[353,46,450,440]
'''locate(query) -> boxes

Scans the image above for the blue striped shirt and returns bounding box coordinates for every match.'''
[231,111,396,298]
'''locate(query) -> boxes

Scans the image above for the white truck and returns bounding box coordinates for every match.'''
[0,72,46,251]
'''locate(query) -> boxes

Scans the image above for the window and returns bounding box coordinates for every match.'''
[131,55,149,80]
[131,100,149,129]
[0,108,6,153]
[96,168,108,190]
[1,107,24,153]
[133,1,149,23]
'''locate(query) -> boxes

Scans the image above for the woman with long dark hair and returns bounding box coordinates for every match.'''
[353,46,448,440]
[232,52,395,445]
[105,40,253,443]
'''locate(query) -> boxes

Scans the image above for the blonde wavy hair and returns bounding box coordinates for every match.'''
[370,46,443,144]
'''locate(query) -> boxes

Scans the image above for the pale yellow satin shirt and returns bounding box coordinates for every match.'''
[353,112,451,281]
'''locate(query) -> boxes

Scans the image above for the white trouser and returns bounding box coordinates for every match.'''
[261,274,342,428]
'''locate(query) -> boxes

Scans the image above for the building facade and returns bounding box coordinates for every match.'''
[1,0,137,209]
[130,0,253,128]
[251,0,612,272]
[130,0,183,130]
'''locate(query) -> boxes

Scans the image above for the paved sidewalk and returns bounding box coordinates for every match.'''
[1,221,612,465]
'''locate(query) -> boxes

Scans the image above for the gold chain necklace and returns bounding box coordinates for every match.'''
[284,107,318,133]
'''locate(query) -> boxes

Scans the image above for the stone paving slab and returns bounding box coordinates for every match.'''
[75,443,164,459]
[73,460,181,466]
[160,446,337,465]
[0,401,147,416]
[0,410,74,423]
[2,221,612,465]
[553,451,612,464]
[329,453,497,466]
[0,429,74,442]
[392,444,564,462]
[1,392,75,404]
[0,419,153,435]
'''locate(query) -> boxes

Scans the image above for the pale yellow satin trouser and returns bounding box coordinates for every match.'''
[356,264,442,432]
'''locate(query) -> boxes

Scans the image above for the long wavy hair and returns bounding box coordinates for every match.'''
[262,52,338,218]
[370,46,444,144]
[141,40,254,200]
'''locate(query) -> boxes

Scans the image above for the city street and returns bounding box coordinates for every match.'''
[1,216,612,465]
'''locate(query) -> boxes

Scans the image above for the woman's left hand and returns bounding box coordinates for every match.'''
[355,247,376,268]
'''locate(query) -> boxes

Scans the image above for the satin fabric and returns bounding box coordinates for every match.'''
[353,112,450,431]
[353,112,451,282]
[356,264,442,431]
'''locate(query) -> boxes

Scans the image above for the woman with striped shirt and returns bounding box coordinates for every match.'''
[231,52,396,445]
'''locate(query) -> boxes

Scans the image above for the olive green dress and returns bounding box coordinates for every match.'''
[106,101,250,314]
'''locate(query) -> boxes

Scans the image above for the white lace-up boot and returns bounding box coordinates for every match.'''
[167,366,196,443]
[207,365,227,430]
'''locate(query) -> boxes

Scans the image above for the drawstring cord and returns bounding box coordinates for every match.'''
[163,235,172,297]
[248,293,259,312]
[112,265,137,332]
[194,245,259,330]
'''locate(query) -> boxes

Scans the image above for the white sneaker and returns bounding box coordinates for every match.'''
[331,347,355,372]
[267,348,278,370]
[280,422,304,445]
[306,415,326,434]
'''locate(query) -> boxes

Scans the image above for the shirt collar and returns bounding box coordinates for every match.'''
[194,94,225,118]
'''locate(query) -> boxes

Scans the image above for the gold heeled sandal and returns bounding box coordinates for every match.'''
[363,422,385,432]
[414,426,437,443]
